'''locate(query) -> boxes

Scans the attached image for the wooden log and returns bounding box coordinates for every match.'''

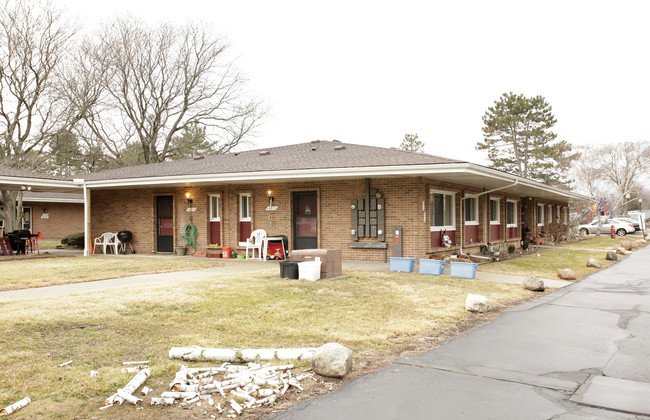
[169,346,316,362]
[231,390,254,402]
[173,383,198,392]
[255,394,278,406]
[122,368,150,395]
[150,397,175,406]
[109,368,150,405]
[117,388,142,406]
[0,397,31,416]
[253,388,277,398]
[141,387,151,396]
[230,399,243,415]
[160,391,198,400]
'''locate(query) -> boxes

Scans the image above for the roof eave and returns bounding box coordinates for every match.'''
[79,163,588,201]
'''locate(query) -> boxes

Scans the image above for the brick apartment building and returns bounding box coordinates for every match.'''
[73,141,583,261]
[22,192,83,239]
[0,166,83,239]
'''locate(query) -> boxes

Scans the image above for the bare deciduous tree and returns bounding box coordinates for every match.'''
[70,17,263,165]
[572,141,650,215]
[0,0,77,231]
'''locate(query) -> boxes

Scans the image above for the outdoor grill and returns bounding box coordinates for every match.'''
[116,230,135,254]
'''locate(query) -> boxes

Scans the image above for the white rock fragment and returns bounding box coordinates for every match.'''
[465,293,490,313]
[312,343,353,378]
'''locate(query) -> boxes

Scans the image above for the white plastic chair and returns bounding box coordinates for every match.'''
[238,229,268,260]
[94,232,118,255]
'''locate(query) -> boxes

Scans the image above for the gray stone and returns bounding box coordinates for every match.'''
[523,276,545,292]
[465,293,490,313]
[586,259,601,268]
[557,268,577,280]
[616,247,626,255]
[312,343,353,378]
[606,251,618,261]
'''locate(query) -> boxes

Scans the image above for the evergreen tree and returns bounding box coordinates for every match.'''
[477,92,575,186]
[399,133,425,153]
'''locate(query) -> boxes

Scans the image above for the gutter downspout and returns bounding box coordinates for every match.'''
[459,180,518,256]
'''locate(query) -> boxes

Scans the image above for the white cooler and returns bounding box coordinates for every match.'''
[298,257,322,281]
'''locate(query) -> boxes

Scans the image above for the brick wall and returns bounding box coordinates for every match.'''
[24,202,84,239]
[89,178,570,261]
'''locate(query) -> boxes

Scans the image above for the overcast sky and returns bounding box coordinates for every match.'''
[56,0,650,165]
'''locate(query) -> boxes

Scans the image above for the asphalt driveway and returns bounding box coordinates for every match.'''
[276,245,650,419]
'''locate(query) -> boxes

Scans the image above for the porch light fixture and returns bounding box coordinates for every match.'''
[267,190,274,206]
[186,192,193,206]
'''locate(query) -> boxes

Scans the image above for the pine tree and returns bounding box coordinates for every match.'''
[399,133,425,153]
[477,92,575,186]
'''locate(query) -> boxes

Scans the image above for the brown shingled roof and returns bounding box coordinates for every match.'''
[0,165,63,180]
[75,141,464,181]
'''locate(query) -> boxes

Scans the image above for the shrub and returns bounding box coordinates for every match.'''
[522,241,529,250]
[61,232,84,247]
[508,245,516,254]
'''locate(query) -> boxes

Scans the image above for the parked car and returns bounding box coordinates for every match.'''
[617,217,641,231]
[577,218,635,236]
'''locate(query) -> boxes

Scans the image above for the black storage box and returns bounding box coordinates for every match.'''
[279,260,301,279]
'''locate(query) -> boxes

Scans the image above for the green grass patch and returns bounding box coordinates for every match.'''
[561,236,630,250]
[0,269,535,418]
[478,247,619,279]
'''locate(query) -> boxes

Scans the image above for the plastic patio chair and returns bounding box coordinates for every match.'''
[93,232,118,255]
[238,229,268,260]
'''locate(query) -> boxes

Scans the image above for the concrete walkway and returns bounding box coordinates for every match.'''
[275,245,650,419]
[0,257,570,302]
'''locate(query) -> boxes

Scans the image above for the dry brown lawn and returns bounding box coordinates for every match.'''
[0,256,228,291]
[0,268,537,419]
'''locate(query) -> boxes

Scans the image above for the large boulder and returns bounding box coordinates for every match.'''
[523,276,545,292]
[636,240,645,248]
[616,247,626,255]
[465,294,490,313]
[621,241,633,251]
[606,251,618,261]
[312,343,353,378]
[557,268,577,280]
[586,259,601,268]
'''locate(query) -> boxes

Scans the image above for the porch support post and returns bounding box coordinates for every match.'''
[83,184,90,257]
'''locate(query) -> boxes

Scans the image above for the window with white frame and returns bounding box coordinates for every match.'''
[239,193,251,221]
[209,194,220,221]
[489,198,500,224]
[464,196,478,225]
[506,200,517,227]
[548,204,553,225]
[537,204,544,226]
[430,190,455,230]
